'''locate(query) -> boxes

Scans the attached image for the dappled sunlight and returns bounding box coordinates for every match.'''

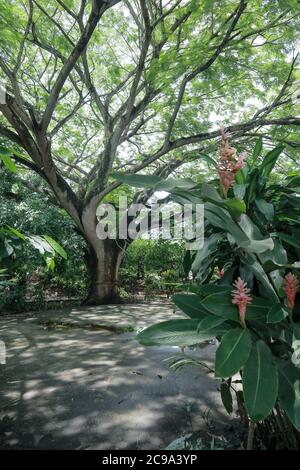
[0,304,236,449]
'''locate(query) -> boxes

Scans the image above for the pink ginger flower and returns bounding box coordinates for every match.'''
[218,129,247,197]
[283,272,299,310]
[235,154,247,170]
[232,277,252,328]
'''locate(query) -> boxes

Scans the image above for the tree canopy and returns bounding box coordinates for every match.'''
[0,0,299,303]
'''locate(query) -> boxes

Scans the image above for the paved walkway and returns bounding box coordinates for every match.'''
[0,303,237,449]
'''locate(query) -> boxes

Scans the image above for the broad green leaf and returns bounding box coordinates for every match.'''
[201,291,271,322]
[220,382,233,414]
[215,327,252,378]
[111,172,162,188]
[255,199,274,222]
[224,198,246,217]
[240,252,279,303]
[201,291,239,321]
[191,233,221,274]
[261,145,285,177]
[277,232,300,251]
[172,293,210,319]
[238,215,274,254]
[0,154,17,172]
[154,178,197,191]
[43,235,67,259]
[200,153,217,168]
[26,235,54,255]
[235,168,247,185]
[233,183,246,200]
[267,303,289,323]
[243,341,278,422]
[5,225,26,240]
[136,317,229,347]
[278,361,300,432]
[45,256,55,271]
[263,260,300,273]
[252,136,263,163]
[204,203,250,249]
[245,168,259,206]
[198,284,232,297]
[287,176,300,187]
[202,183,223,202]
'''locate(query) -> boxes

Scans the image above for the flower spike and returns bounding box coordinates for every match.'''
[283,272,299,310]
[232,277,252,328]
[218,128,247,197]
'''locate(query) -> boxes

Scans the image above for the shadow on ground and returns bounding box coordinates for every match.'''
[0,303,240,449]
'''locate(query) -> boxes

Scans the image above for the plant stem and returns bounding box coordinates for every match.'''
[247,420,256,450]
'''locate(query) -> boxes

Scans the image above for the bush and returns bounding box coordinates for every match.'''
[133,135,300,449]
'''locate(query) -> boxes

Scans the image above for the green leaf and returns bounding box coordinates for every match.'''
[0,154,17,172]
[277,232,300,251]
[199,153,217,168]
[233,184,246,200]
[252,136,263,163]
[202,183,223,202]
[136,317,229,347]
[245,168,259,206]
[215,327,252,378]
[238,215,274,254]
[154,178,197,191]
[4,225,26,240]
[240,252,279,303]
[172,293,210,319]
[224,198,246,217]
[287,176,300,187]
[111,172,162,188]
[261,145,285,177]
[26,235,54,255]
[45,256,55,271]
[198,284,232,297]
[255,199,274,222]
[201,291,239,321]
[263,260,300,273]
[201,291,271,322]
[191,233,221,274]
[43,236,67,259]
[235,168,247,185]
[220,382,233,414]
[278,362,300,432]
[267,303,289,323]
[243,341,278,422]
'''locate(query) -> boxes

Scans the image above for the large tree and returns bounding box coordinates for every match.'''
[0,0,299,304]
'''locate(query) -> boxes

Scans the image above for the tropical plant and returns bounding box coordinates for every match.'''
[0,224,67,311]
[119,133,300,449]
[0,0,300,303]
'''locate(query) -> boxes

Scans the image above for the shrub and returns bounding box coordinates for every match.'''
[122,134,300,449]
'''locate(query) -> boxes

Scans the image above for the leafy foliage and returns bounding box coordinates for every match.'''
[128,137,300,440]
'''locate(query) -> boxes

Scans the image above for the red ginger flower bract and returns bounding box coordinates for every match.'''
[283,272,299,310]
[218,128,247,197]
[232,277,252,328]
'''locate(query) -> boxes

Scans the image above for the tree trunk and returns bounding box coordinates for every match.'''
[84,239,125,305]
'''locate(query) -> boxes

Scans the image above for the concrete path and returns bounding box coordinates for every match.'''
[0,303,237,449]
